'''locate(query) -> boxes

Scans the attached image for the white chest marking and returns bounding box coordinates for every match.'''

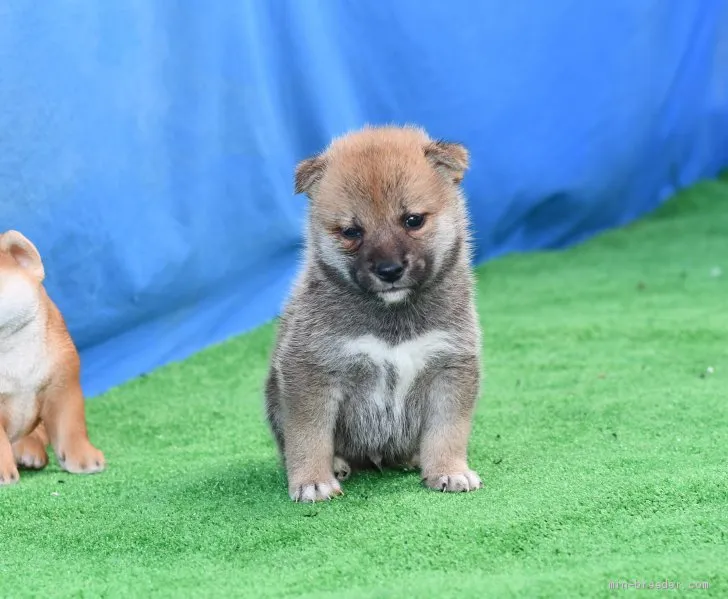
[0,319,50,437]
[342,330,455,414]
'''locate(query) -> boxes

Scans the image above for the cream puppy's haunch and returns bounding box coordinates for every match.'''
[0,230,104,485]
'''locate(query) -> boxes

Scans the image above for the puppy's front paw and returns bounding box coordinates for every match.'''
[0,460,20,485]
[424,469,482,493]
[289,477,343,502]
[13,436,49,470]
[57,441,105,474]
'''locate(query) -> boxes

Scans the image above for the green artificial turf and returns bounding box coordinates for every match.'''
[2,177,727,598]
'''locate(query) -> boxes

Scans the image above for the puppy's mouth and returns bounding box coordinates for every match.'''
[375,285,413,304]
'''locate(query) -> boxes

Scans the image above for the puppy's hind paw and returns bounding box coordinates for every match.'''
[13,436,49,470]
[333,456,351,481]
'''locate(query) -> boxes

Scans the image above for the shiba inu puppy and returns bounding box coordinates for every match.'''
[266,126,482,502]
[0,230,104,485]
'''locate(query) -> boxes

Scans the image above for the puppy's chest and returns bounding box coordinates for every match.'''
[338,330,455,418]
[0,327,51,434]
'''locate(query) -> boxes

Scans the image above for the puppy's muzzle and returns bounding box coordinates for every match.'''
[372,260,405,283]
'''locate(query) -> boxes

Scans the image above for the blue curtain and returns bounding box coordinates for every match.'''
[1,0,726,396]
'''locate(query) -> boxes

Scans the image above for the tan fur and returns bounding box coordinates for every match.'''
[299,126,468,235]
[268,125,483,502]
[0,231,104,485]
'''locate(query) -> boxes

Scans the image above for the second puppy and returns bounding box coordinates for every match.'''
[0,230,105,485]
[266,125,483,502]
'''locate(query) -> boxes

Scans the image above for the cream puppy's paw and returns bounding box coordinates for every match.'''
[0,460,19,485]
[13,436,49,470]
[57,441,105,474]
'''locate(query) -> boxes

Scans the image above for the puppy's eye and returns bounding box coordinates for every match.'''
[340,226,363,240]
[403,214,425,230]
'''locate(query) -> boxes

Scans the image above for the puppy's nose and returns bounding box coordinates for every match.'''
[373,261,405,283]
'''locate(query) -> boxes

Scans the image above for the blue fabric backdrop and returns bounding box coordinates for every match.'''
[1,0,727,397]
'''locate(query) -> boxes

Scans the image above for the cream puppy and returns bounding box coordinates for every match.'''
[0,230,104,485]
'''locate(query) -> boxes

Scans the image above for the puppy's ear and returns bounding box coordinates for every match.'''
[0,230,45,281]
[294,154,327,196]
[425,140,469,184]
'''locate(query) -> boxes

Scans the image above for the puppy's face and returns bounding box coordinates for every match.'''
[296,126,469,303]
[0,231,45,331]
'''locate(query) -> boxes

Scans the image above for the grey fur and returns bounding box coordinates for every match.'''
[264,126,483,501]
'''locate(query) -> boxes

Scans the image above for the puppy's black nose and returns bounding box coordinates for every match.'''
[373,261,404,283]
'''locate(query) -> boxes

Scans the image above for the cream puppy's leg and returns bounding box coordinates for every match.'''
[0,426,20,485]
[41,380,105,474]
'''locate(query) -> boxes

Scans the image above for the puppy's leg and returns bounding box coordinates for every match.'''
[283,383,342,502]
[265,369,286,457]
[0,425,19,485]
[420,357,482,493]
[41,380,105,474]
[13,422,49,470]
